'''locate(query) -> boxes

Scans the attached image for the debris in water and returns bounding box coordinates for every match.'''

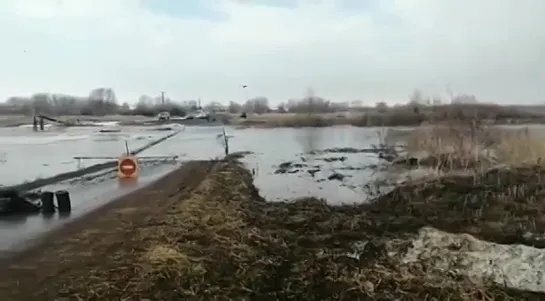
[327,172,345,181]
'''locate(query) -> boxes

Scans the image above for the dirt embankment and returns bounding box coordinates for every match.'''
[0,159,543,300]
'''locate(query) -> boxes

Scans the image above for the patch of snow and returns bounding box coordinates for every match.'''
[18,123,53,128]
[94,121,120,127]
[393,227,545,293]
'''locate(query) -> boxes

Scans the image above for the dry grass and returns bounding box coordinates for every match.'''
[493,128,545,166]
[232,112,352,128]
[231,104,545,128]
[1,159,543,300]
[402,121,545,171]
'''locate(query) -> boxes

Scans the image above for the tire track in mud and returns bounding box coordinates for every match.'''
[0,160,220,300]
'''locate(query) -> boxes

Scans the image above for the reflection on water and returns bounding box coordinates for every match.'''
[0,214,32,226]
[295,127,324,155]
[59,212,71,219]
[117,177,140,188]
[230,126,384,204]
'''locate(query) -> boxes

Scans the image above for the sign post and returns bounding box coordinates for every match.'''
[118,156,139,179]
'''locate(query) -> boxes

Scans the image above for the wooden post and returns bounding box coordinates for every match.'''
[222,128,229,157]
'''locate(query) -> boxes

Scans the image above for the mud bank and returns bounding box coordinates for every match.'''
[0,160,543,300]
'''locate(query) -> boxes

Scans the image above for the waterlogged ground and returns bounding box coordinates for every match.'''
[0,125,388,202]
[5,123,545,298]
[233,127,388,204]
[0,124,391,252]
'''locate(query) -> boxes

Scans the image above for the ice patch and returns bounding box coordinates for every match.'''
[394,227,545,293]
[0,134,90,145]
[93,121,120,127]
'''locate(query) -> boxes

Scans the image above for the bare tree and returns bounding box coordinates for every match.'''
[83,88,119,115]
[242,97,270,114]
[408,89,425,105]
[286,95,333,113]
[228,101,242,113]
[306,87,315,116]
[277,102,287,113]
[375,101,388,113]
[204,101,223,112]
[452,94,478,104]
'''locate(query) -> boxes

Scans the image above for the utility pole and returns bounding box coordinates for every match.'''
[161,91,165,106]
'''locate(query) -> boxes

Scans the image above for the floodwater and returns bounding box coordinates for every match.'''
[0,125,387,203]
[0,161,178,253]
[140,126,388,203]
[0,124,388,253]
[0,125,178,186]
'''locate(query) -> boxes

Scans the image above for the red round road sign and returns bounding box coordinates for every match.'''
[119,158,137,176]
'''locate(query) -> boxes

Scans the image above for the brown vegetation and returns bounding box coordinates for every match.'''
[0,151,544,300]
[5,87,545,129]
[400,119,545,172]
[233,103,545,128]
[1,110,545,299]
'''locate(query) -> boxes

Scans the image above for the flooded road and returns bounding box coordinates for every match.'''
[1,125,387,201]
[0,161,178,254]
[0,126,177,186]
[0,124,389,253]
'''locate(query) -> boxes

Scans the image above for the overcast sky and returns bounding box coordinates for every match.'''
[0,0,543,105]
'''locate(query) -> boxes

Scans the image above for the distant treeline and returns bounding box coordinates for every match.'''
[2,88,544,124]
[0,87,359,117]
[1,88,196,117]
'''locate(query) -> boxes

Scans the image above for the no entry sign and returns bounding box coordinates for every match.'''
[118,156,139,178]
